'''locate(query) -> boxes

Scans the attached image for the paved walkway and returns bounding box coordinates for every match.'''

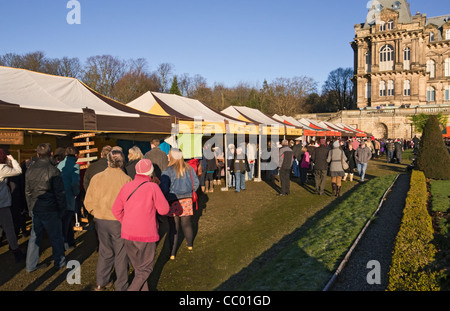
[330,173,411,291]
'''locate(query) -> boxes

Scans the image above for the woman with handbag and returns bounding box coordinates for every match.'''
[326,140,348,197]
[343,143,356,182]
[112,159,169,291]
[160,149,199,260]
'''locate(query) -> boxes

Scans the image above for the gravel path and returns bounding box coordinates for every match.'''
[329,173,411,291]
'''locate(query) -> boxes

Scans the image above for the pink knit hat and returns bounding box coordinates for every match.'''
[135,159,154,176]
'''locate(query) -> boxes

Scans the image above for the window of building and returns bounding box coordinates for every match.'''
[445,58,450,77]
[445,86,450,101]
[387,80,395,96]
[380,22,386,31]
[403,47,411,70]
[387,20,394,30]
[446,29,450,41]
[380,45,394,71]
[365,82,372,99]
[365,52,372,73]
[426,60,436,78]
[404,80,411,96]
[426,86,435,102]
[379,81,386,97]
[430,32,435,42]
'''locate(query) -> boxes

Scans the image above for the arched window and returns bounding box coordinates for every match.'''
[426,60,436,78]
[445,58,450,77]
[403,47,411,70]
[445,86,450,101]
[426,86,435,102]
[387,80,395,96]
[380,21,386,32]
[380,45,394,71]
[403,80,411,96]
[379,81,386,97]
[387,20,394,30]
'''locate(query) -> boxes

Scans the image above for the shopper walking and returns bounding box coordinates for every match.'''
[343,143,356,182]
[355,142,372,183]
[311,139,329,196]
[160,149,199,260]
[112,159,169,291]
[84,149,131,291]
[327,141,347,197]
[144,139,169,180]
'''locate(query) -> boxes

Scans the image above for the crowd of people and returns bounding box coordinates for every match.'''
[0,134,413,291]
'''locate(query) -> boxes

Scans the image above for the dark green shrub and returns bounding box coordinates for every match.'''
[416,115,450,180]
[387,171,440,291]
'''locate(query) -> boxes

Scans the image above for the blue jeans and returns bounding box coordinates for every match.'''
[292,159,300,178]
[357,163,368,182]
[386,150,393,163]
[234,171,246,192]
[26,211,65,272]
[247,162,255,180]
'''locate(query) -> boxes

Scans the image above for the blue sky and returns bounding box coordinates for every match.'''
[0,0,448,89]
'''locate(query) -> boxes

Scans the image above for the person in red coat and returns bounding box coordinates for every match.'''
[112,159,169,291]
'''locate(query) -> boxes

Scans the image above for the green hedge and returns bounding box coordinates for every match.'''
[387,170,440,291]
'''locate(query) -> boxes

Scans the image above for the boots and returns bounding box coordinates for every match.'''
[336,186,341,197]
[343,173,348,182]
[331,183,337,196]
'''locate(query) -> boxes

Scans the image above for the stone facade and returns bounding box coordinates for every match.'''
[351,0,450,109]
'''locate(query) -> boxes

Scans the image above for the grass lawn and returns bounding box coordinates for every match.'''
[0,152,411,291]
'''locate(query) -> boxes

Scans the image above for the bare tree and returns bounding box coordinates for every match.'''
[82,55,126,98]
[322,67,354,111]
[155,62,174,93]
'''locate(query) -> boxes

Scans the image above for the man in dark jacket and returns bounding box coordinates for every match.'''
[25,143,67,272]
[278,140,294,196]
[144,139,169,180]
[291,140,303,178]
[311,139,329,195]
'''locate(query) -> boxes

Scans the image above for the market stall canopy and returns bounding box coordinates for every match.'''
[336,123,367,137]
[222,106,302,136]
[126,91,252,135]
[0,66,173,134]
[443,126,450,138]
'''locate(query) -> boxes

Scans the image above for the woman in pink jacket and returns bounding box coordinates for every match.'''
[112,159,169,291]
[300,147,310,185]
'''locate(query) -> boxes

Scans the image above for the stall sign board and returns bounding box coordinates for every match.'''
[0,131,24,145]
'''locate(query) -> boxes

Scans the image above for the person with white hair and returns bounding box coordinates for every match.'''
[112,159,169,291]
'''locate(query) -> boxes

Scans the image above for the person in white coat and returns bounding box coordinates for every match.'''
[0,149,25,262]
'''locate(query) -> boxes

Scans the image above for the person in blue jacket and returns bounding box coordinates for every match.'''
[57,146,80,250]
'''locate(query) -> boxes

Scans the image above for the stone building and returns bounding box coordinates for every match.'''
[352,0,450,109]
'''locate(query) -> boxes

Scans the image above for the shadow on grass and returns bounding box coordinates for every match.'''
[215,177,369,291]
[147,189,209,291]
